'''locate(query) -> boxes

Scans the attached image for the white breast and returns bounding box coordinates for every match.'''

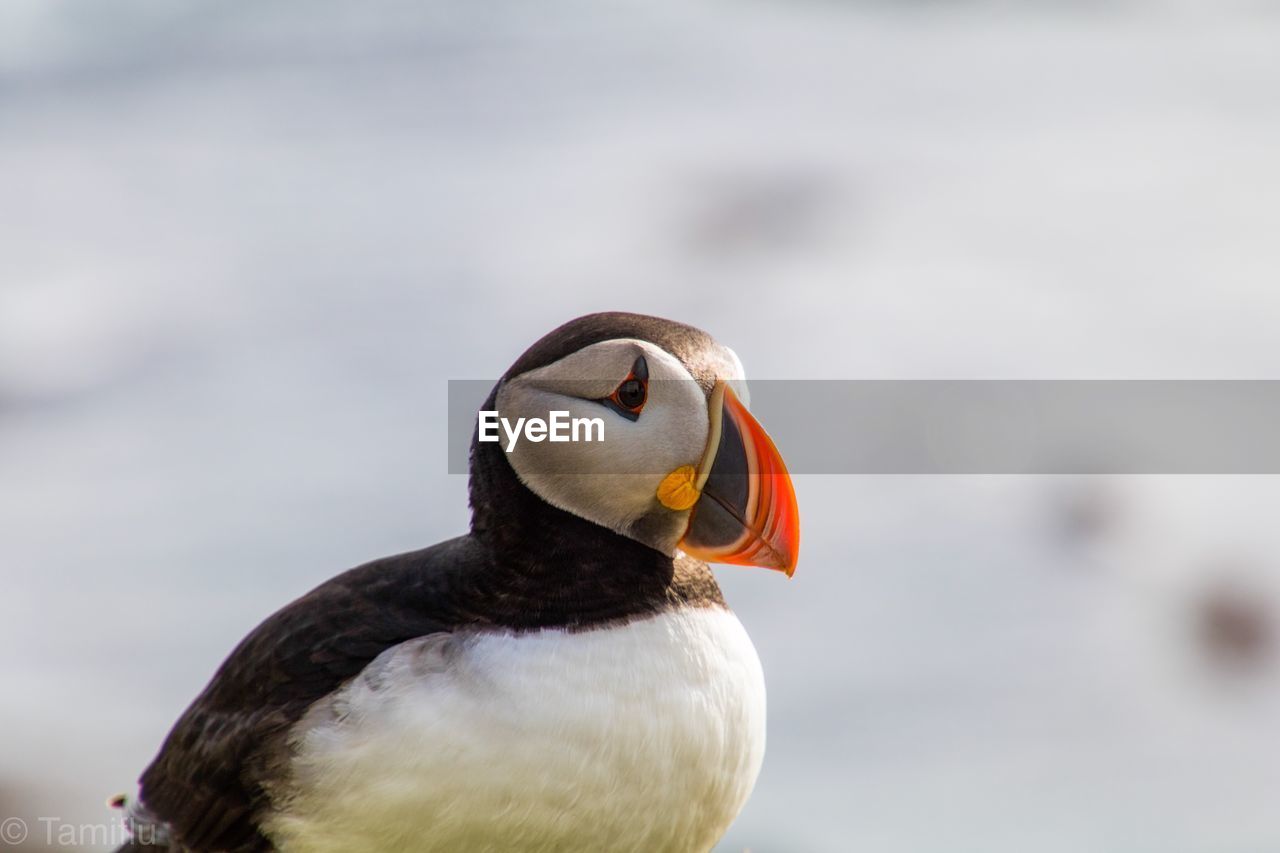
[261,606,767,853]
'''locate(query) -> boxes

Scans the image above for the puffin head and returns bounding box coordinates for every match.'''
[470,312,799,576]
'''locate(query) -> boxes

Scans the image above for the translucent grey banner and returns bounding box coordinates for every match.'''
[447,380,1280,474]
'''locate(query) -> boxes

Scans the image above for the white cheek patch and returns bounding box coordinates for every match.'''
[494,340,714,549]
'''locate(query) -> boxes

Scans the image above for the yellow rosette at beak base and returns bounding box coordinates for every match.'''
[656,464,701,511]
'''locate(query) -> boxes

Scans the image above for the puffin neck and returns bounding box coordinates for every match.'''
[467,427,679,630]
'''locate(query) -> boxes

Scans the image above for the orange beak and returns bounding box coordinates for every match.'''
[679,382,800,576]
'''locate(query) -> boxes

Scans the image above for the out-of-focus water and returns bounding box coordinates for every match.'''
[3,2,1280,850]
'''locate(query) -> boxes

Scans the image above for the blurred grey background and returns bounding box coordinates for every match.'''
[3,1,1280,851]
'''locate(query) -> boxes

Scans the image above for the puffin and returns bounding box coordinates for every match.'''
[115,312,800,853]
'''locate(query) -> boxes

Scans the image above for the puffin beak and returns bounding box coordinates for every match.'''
[677,382,800,576]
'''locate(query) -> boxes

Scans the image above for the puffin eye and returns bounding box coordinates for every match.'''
[616,379,645,408]
[600,356,648,422]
